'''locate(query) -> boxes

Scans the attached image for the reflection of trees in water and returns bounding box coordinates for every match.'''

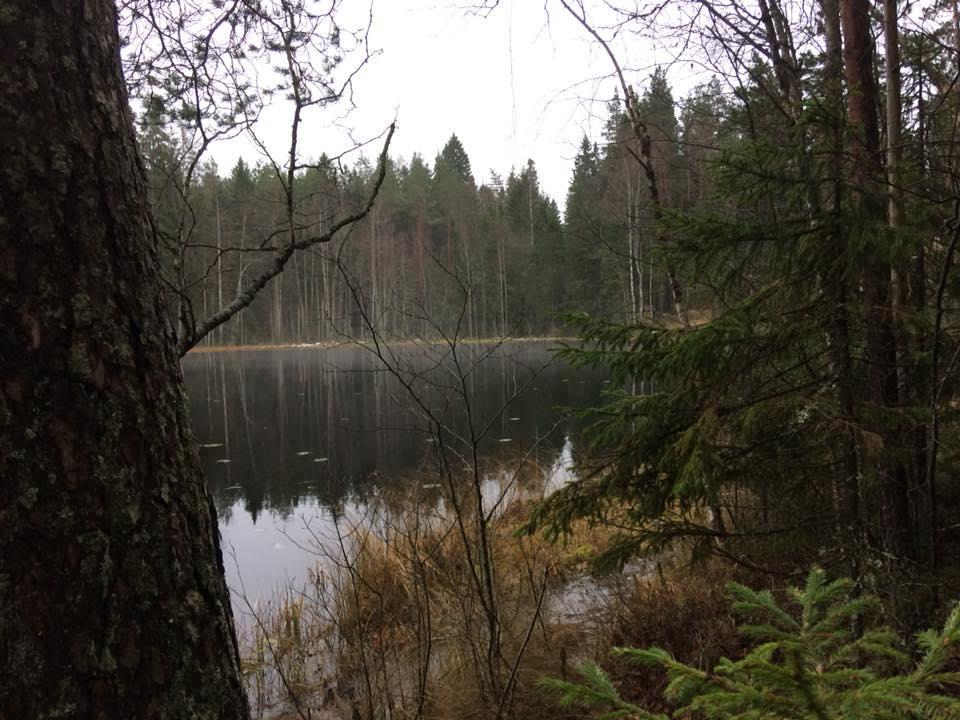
[182,342,605,521]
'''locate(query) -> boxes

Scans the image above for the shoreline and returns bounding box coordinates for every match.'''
[185,336,579,354]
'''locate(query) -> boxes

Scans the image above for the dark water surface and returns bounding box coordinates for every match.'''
[181,341,605,605]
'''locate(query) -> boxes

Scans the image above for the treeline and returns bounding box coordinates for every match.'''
[139,70,716,345]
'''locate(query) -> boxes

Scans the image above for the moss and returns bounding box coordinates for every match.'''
[68,340,92,377]
[47,703,79,719]
[99,646,117,673]
[0,5,21,24]
[1,1,248,715]
[70,637,99,674]
[17,485,37,509]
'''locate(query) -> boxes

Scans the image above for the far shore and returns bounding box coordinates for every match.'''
[185,336,579,354]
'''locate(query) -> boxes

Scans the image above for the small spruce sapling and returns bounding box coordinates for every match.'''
[540,567,960,719]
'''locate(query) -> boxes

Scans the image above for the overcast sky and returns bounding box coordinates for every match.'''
[209,0,694,209]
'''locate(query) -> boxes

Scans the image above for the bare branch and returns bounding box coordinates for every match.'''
[177,122,396,355]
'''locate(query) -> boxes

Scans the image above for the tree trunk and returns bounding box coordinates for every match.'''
[840,0,913,562]
[821,0,864,578]
[0,1,248,717]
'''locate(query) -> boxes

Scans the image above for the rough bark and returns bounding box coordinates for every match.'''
[840,0,913,562]
[0,1,248,717]
[820,0,864,579]
[884,0,904,233]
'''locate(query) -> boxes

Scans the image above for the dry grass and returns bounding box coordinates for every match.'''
[324,493,610,720]
[236,464,624,719]
[594,558,747,712]
[236,467,757,720]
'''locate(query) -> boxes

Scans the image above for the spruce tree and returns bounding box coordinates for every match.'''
[542,568,960,720]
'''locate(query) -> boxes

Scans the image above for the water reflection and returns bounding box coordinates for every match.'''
[181,341,605,601]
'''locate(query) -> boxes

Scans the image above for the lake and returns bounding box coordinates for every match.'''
[181,341,606,608]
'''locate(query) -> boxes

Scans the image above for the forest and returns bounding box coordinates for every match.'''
[7,0,960,718]
[141,77,688,346]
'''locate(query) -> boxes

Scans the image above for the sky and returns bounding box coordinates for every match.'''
[207,0,695,209]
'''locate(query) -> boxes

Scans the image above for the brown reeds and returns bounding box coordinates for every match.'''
[232,460,754,720]
[234,457,629,719]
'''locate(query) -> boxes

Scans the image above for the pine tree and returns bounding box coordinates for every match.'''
[562,136,620,318]
[1,1,247,714]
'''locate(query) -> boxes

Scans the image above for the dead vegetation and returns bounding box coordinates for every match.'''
[234,456,746,720]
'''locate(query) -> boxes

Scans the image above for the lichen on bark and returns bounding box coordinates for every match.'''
[0,1,249,717]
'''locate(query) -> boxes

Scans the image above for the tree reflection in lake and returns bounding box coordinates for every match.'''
[181,341,604,602]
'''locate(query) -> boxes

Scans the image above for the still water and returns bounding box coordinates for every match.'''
[181,341,605,606]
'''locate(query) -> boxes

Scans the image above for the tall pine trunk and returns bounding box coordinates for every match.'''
[820,0,865,577]
[0,1,248,717]
[840,0,913,563]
